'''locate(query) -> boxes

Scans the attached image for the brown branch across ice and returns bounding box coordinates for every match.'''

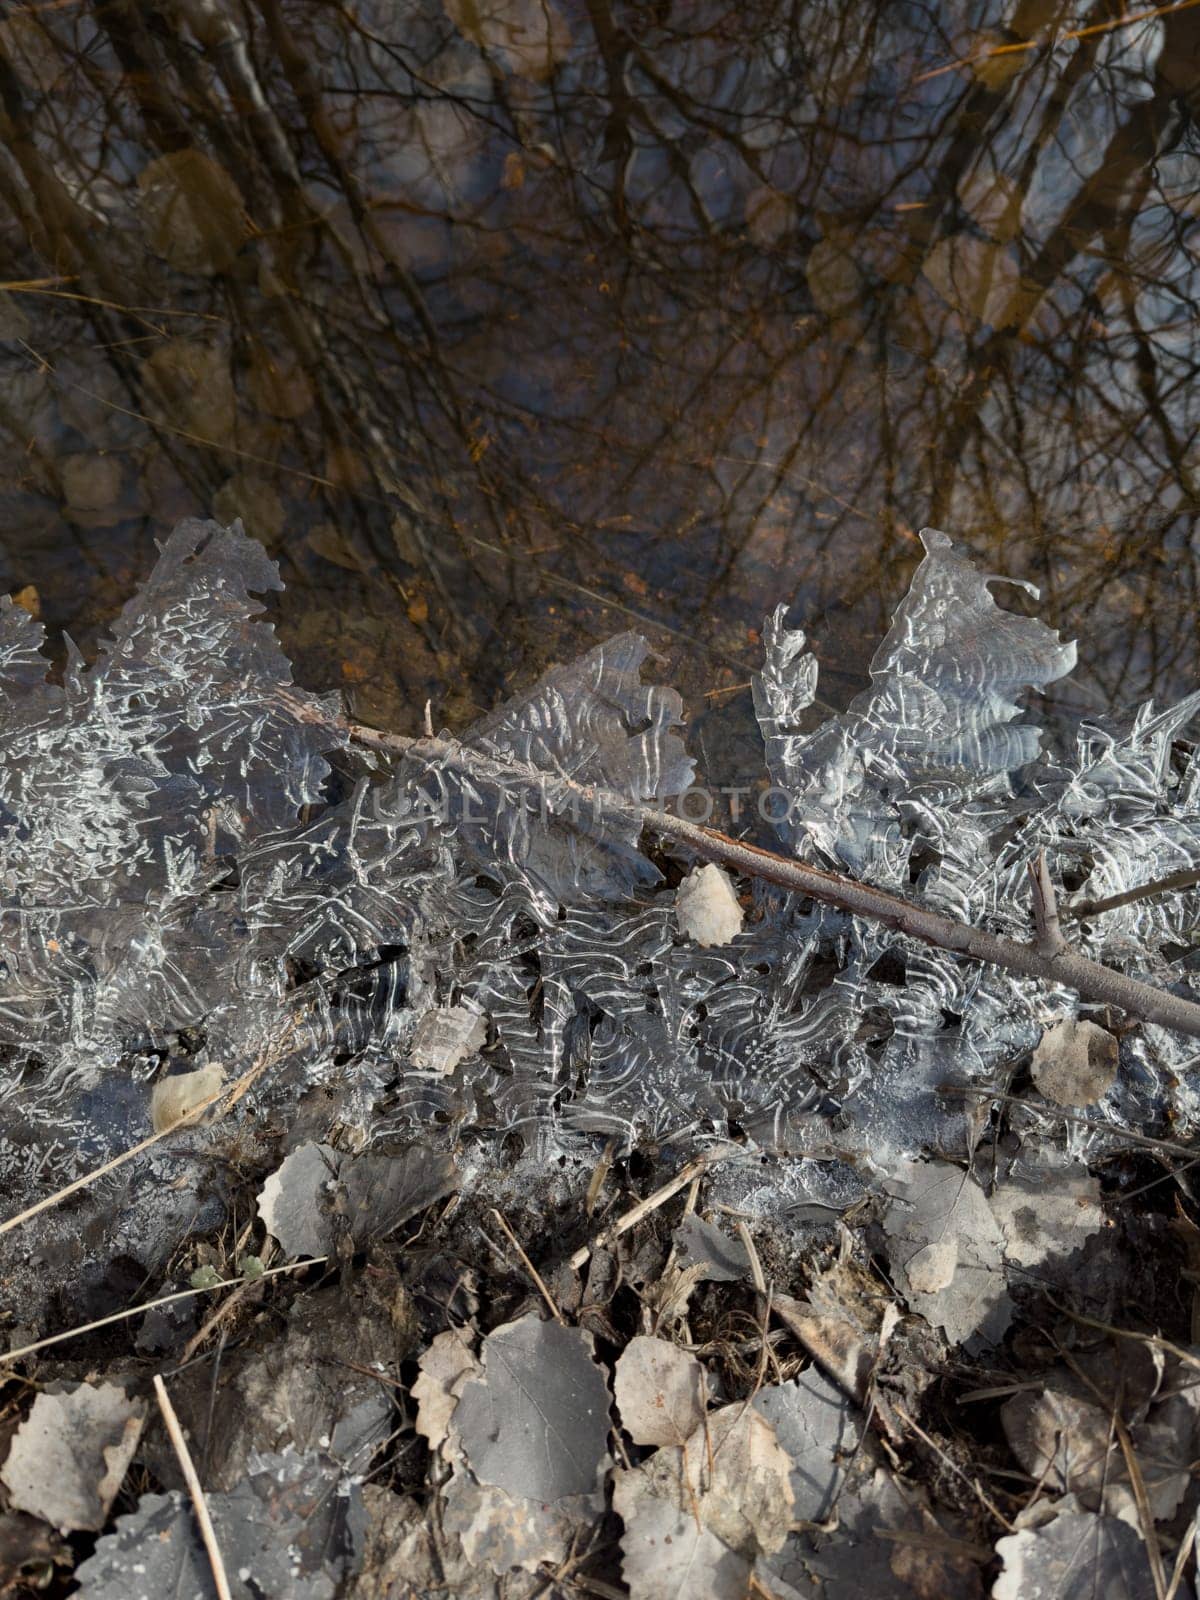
[329,715,1200,1042]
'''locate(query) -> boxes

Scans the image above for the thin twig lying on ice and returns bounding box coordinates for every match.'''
[331,714,1200,1041]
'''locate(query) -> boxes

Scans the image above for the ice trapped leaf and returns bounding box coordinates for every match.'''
[615,1473,751,1600]
[883,1160,1011,1344]
[675,864,744,946]
[410,1003,488,1074]
[755,527,1075,876]
[993,1511,1162,1600]
[0,1382,145,1533]
[257,1141,458,1257]
[1031,1019,1119,1106]
[614,1335,706,1446]
[451,1313,610,1500]
[74,1449,365,1600]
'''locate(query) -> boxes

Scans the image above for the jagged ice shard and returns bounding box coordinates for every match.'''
[0,518,1199,1259]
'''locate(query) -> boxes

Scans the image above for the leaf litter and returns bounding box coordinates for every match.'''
[1,517,1200,1595]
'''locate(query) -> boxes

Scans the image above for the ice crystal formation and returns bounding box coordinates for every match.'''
[1,518,1199,1209]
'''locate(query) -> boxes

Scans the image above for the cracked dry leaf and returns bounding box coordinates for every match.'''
[635,1399,795,1559]
[990,1162,1103,1269]
[451,1313,610,1501]
[993,1511,1160,1600]
[346,1485,546,1600]
[257,1140,458,1257]
[442,1470,596,1575]
[614,1335,707,1446]
[75,1449,364,1600]
[0,1383,145,1534]
[751,1371,861,1523]
[615,1472,750,1600]
[883,1160,1011,1345]
[1031,1020,1119,1106]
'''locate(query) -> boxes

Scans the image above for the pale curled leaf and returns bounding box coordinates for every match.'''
[615,1472,750,1600]
[0,1383,145,1533]
[413,1327,479,1453]
[150,1064,224,1133]
[614,1335,706,1446]
[451,1313,610,1500]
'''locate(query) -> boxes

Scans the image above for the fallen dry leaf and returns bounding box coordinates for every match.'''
[614,1334,707,1446]
[1,1383,145,1534]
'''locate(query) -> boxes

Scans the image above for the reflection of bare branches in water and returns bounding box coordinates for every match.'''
[0,0,1197,764]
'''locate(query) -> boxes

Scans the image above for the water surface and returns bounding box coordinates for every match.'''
[1,0,1198,789]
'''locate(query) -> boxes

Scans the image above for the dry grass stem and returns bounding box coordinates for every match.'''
[0,1258,327,1367]
[490,1208,563,1323]
[154,1374,233,1600]
[568,1149,737,1270]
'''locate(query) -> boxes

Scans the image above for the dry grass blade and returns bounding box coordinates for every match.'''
[490,1208,563,1323]
[0,1036,287,1239]
[153,1374,233,1600]
[568,1148,738,1270]
[0,1258,327,1366]
[1113,1414,1167,1600]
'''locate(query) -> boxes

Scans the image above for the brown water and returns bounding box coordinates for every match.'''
[1,0,1198,790]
